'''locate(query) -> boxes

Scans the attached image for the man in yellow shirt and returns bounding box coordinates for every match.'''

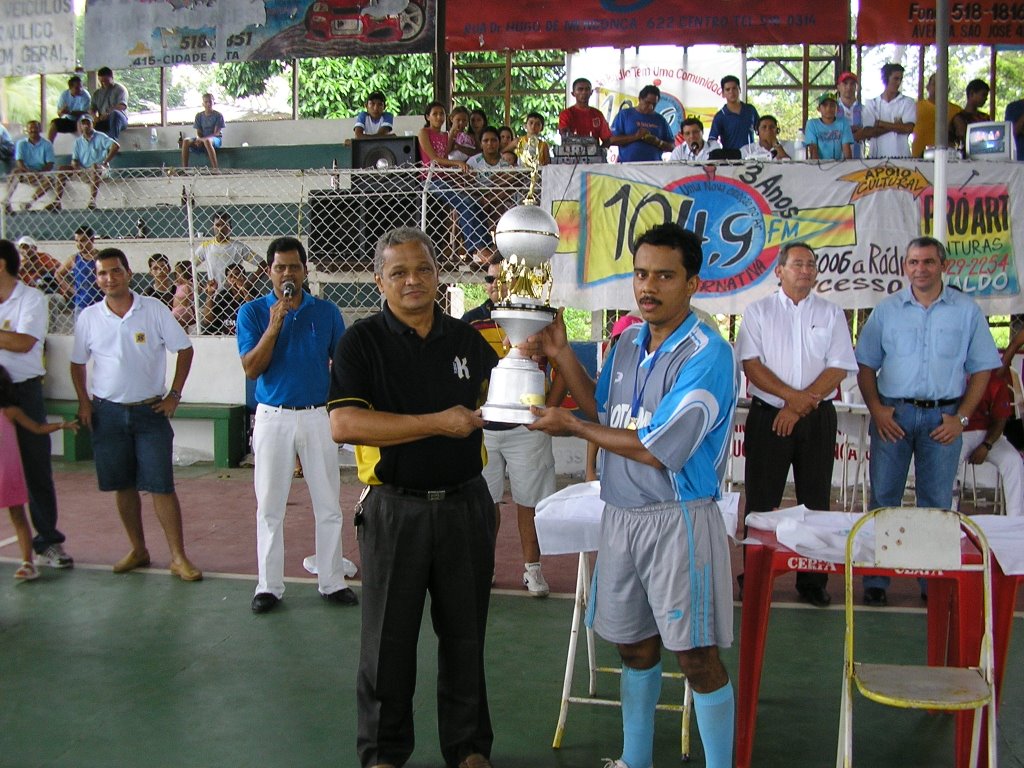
[912,73,961,157]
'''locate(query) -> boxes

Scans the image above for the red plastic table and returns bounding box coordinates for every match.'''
[736,526,988,768]
[965,559,1021,767]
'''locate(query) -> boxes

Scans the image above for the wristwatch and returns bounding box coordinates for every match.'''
[167,388,182,401]
[958,415,969,428]
[982,441,994,450]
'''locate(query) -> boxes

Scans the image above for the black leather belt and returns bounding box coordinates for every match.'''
[273,403,325,410]
[97,396,161,407]
[897,397,959,408]
[751,395,835,409]
[383,479,476,502]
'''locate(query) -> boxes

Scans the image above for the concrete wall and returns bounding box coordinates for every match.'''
[42,332,590,471]
[44,334,247,403]
[50,116,426,154]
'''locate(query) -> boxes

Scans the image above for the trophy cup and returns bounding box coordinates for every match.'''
[480,137,561,424]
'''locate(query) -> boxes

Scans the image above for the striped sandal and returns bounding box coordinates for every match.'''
[14,561,39,581]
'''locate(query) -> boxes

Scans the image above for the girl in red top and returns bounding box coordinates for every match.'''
[417,102,495,266]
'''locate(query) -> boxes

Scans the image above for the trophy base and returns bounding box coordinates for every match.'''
[481,403,537,425]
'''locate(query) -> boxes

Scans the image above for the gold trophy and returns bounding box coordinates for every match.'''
[480,137,561,424]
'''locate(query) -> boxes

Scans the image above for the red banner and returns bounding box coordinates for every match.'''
[445,0,849,52]
[858,0,1024,44]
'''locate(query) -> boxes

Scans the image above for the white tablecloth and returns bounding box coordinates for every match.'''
[535,482,740,555]
[744,506,1024,575]
[974,515,1024,575]
[745,506,866,563]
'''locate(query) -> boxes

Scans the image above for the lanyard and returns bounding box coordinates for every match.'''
[628,341,667,430]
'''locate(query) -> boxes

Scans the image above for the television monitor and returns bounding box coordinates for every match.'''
[965,121,1016,161]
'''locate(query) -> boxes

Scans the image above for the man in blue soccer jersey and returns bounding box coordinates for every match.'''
[528,222,737,768]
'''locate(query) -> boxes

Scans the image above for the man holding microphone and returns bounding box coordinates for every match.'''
[237,236,356,614]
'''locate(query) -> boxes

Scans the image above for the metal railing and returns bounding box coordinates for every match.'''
[2,164,534,334]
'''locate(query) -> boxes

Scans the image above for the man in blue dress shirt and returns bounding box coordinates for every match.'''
[856,236,1000,606]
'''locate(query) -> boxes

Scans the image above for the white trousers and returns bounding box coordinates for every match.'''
[253,404,347,597]
[959,430,1024,517]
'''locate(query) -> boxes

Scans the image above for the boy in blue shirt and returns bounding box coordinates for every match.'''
[353,92,394,138]
[805,92,854,161]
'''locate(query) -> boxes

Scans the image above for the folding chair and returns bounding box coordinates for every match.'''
[959,458,1005,515]
[552,552,693,760]
[837,507,997,768]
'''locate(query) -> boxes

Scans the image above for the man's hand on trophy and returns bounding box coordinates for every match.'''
[435,405,486,437]
[525,307,568,362]
[526,405,579,437]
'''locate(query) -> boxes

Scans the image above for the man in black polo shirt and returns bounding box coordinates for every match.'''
[328,227,499,768]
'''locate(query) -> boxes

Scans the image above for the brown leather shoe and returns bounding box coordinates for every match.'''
[458,754,493,768]
[170,558,203,582]
[113,549,151,573]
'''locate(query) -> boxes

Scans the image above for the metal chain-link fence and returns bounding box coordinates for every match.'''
[2,165,535,334]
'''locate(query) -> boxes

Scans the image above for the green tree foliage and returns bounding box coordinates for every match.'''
[452,50,565,130]
[214,60,288,100]
[213,51,566,129]
[118,67,188,111]
[1,74,70,126]
[296,55,435,118]
[994,50,1024,113]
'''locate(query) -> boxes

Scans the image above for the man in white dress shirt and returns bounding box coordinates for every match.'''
[735,241,857,606]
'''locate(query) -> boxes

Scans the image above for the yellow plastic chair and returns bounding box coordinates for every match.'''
[837,507,997,768]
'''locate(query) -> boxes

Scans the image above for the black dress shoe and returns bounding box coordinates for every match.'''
[863,587,888,607]
[251,592,281,614]
[798,585,832,608]
[323,587,358,606]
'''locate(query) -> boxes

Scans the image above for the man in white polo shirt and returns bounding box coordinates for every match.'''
[69,248,202,581]
[862,63,916,159]
[0,238,74,569]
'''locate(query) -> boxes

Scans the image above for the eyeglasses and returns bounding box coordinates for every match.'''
[484,275,497,284]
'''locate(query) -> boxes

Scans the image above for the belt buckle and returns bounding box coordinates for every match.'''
[426,490,445,502]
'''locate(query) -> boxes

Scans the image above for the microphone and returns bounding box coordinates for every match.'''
[282,280,296,299]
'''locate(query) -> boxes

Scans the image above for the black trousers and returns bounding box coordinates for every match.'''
[356,477,495,768]
[744,398,838,590]
[13,377,65,553]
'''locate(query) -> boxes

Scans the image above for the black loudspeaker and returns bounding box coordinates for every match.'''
[350,136,418,169]
[307,175,420,271]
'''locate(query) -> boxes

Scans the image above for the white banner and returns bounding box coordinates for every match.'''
[0,0,75,77]
[541,159,1024,316]
[567,45,742,143]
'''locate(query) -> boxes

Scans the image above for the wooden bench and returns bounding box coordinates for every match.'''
[45,399,247,468]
